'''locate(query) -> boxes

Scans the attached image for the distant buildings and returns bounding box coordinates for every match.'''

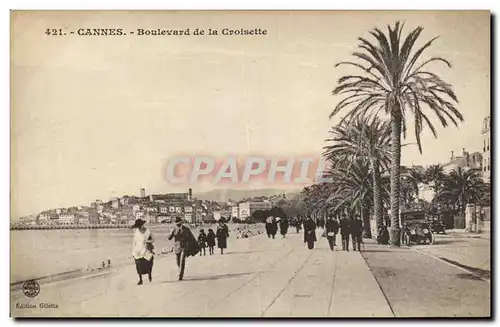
[27,188,286,227]
[442,148,482,174]
[58,213,75,225]
[237,200,273,220]
[481,116,491,184]
[111,198,120,209]
[213,210,232,221]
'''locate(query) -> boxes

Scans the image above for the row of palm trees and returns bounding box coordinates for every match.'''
[305,21,468,246]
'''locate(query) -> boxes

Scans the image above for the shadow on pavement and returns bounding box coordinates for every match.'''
[160,272,257,283]
[439,257,491,280]
[361,250,393,253]
[433,239,472,246]
[456,273,485,281]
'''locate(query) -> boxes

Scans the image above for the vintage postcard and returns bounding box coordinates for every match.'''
[10,10,491,318]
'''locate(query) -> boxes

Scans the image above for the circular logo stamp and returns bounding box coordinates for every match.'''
[22,280,40,298]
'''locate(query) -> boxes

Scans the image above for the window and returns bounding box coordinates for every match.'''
[487,138,490,151]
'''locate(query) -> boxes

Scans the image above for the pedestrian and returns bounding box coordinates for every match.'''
[303,216,317,250]
[131,218,155,285]
[339,215,351,251]
[198,229,207,256]
[270,216,278,239]
[351,215,363,251]
[216,218,230,254]
[295,218,302,233]
[265,216,274,238]
[168,217,196,281]
[279,217,289,238]
[377,225,389,245]
[206,228,216,255]
[325,215,340,251]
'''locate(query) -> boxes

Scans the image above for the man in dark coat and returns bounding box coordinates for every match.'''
[339,215,351,251]
[351,215,363,251]
[266,216,278,239]
[325,216,340,251]
[216,218,230,254]
[303,217,317,250]
[168,217,196,281]
[279,217,289,238]
[294,218,302,233]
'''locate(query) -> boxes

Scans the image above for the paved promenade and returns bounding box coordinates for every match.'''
[11,231,393,318]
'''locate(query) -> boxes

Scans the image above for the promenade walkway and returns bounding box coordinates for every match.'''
[11,231,393,318]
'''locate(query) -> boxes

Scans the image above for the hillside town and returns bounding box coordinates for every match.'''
[12,188,291,229]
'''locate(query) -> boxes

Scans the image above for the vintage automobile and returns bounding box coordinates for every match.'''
[427,214,446,234]
[400,211,435,245]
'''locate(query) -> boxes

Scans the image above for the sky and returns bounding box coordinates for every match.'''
[10,10,490,219]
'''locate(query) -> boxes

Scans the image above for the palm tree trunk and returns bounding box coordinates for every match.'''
[389,110,402,246]
[362,205,371,238]
[371,158,384,233]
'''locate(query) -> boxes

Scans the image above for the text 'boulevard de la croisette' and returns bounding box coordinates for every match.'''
[45,28,269,36]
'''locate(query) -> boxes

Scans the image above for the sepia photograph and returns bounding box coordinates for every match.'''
[9,10,491,318]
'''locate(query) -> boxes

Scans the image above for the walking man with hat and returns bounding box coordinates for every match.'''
[168,216,196,281]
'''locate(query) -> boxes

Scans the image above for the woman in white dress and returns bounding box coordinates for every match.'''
[131,219,154,285]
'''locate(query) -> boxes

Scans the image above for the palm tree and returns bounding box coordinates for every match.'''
[328,159,373,237]
[330,22,463,245]
[326,158,390,237]
[323,115,391,232]
[425,164,446,196]
[404,166,425,199]
[436,167,486,214]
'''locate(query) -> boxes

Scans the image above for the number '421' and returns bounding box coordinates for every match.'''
[45,29,65,36]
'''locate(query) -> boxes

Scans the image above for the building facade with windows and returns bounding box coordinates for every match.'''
[238,201,273,220]
[443,148,482,174]
[481,116,491,183]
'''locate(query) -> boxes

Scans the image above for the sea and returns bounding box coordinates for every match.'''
[11,223,262,284]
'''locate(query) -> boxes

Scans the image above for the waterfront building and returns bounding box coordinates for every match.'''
[159,205,169,214]
[58,213,75,225]
[132,204,141,214]
[184,205,193,214]
[77,210,89,217]
[135,211,145,219]
[481,116,491,184]
[231,206,239,219]
[184,213,193,223]
[238,200,272,220]
[213,210,232,221]
[38,212,51,224]
[77,217,90,225]
[145,204,158,213]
